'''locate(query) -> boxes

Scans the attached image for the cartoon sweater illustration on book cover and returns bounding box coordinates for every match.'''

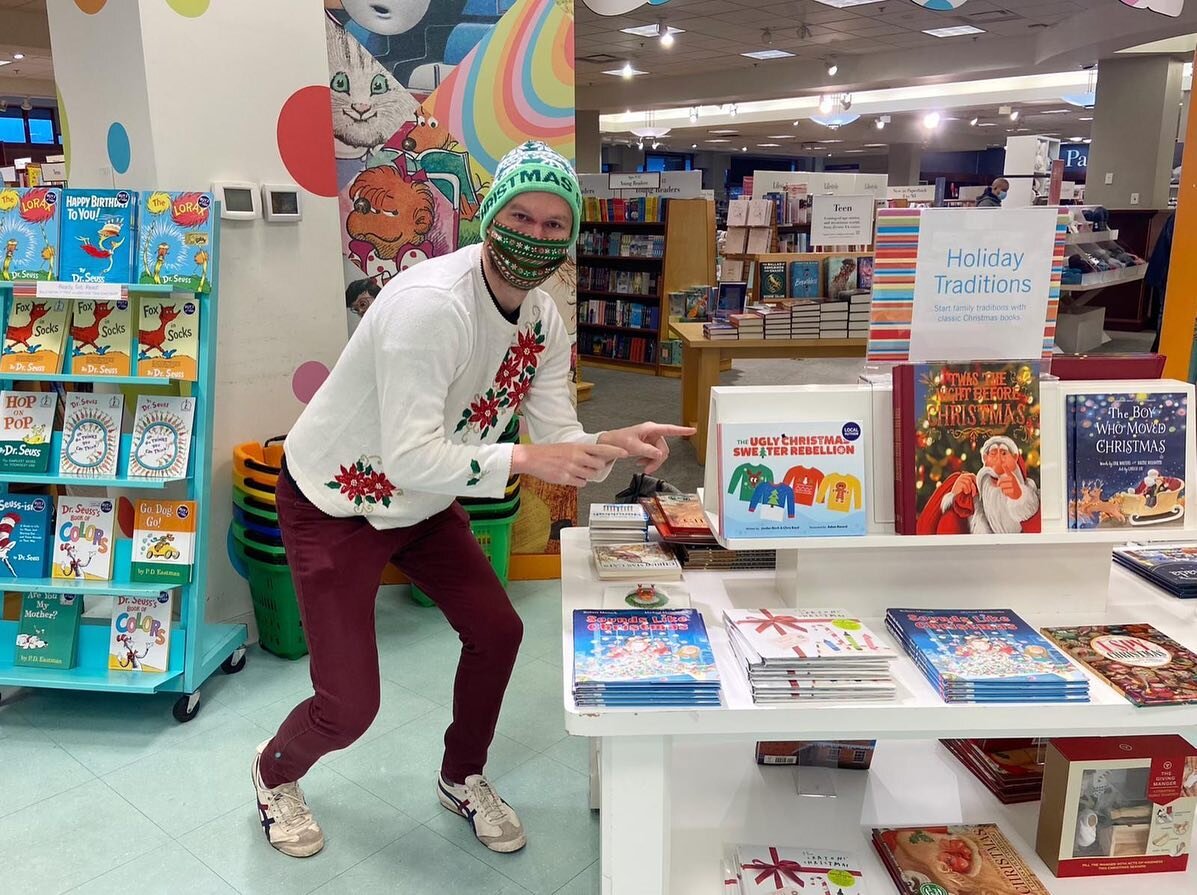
[1067,392,1188,529]
[718,421,866,538]
[0,187,60,281]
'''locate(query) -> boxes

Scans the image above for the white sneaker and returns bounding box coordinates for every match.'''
[251,741,325,858]
[437,773,527,853]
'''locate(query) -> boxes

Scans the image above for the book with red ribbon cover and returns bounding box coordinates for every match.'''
[872,824,1050,895]
[733,844,870,894]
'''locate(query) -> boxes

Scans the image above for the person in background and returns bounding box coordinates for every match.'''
[346,277,380,335]
[1147,211,1176,353]
[251,140,693,859]
[976,177,1010,208]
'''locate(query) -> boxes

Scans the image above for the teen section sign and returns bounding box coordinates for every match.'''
[907,208,1058,362]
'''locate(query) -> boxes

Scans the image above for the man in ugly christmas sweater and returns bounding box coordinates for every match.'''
[251,141,693,858]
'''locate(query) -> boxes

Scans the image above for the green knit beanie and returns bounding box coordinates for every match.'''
[480,141,582,245]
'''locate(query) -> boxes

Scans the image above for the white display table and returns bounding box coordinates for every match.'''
[559,528,1197,894]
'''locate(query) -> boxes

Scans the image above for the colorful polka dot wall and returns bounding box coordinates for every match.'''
[277,86,338,198]
[166,0,211,16]
[292,361,331,404]
[106,121,131,174]
[73,0,107,13]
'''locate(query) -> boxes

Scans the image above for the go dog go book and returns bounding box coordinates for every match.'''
[52,496,115,581]
[0,187,60,280]
[0,494,51,578]
[0,297,70,375]
[717,420,866,539]
[59,392,124,478]
[126,394,195,479]
[0,390,55,473]
[60,189,137,284]
[69,299,133,377]
[137,191,214,293]
[137,296,200,381]
[131,499,196,585]
[109,593,172,673]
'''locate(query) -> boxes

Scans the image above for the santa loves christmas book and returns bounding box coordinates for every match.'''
[893,361,1041,536]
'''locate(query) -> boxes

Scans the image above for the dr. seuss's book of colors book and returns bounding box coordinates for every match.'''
[52,496,115,581]
[59,189,137,283]
[108,593,172,673]
[718,421,867,539]
[0,187,60,280]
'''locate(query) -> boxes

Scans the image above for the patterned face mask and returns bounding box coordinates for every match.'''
[485,222,571,290]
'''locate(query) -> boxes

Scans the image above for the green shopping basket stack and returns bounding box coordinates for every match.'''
[231,438,307,659]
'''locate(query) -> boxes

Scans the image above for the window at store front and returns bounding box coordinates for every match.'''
[0,106,62,147]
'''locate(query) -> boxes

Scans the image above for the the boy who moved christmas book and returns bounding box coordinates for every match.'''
[109,593,172,673]
[60,189,137,283]
[0,187,60,280]
[718,421,866,538]
[894,361,1041,535]
[1067,391,1188,530]
[137,191,214,292]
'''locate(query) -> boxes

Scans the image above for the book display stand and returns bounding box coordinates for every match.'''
[0,213,247,722]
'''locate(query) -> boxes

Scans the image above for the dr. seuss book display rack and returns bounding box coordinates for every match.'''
[0,214,246,722]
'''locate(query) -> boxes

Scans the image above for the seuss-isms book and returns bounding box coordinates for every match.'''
[894,361,1041,535]
[1068,391,1188,530]
[0,187,60,280]
[131,499,195,585]
[137,296,200,381]
[108,593,172,673]
[0,298,70,375]
[718,421,866,538]
[52,496,115,581]
[15,592,82,669]
[59,392,124,478]
[126,394,195,479]
[69,299,133,377]
[59,189,137,283]
[0,390,55,473]
[137,191,214,292]
[0,494,51,578]
[1040,624,1197,707]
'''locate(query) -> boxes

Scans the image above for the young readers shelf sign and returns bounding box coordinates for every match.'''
[868,207,1065,363]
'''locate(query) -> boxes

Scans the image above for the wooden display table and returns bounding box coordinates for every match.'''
[669,322,866,462]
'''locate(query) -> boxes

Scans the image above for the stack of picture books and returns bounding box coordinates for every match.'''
[728,845,867,894]
[642,493,714,544]
[672,543,776,571]
[940,738,1046,804]
[885,608,1090,704]
[571,608,721,707]
[872,824,1050,895]
[1113,544,1197,598]
[588,503,649,546]
[591,542,681,581]
[724,609,897,703]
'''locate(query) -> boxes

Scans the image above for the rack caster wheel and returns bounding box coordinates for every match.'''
[221,647,248,675]
[173,691,202,723]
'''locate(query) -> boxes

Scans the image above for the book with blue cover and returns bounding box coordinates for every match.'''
[885,608,1088,704]
[788,261,820,298]
[1113,543,1197,597]
[0,187,60,281]
[0,494,51,578]
[717,420,867,539]
[136,191,214,293]
[572,608,721,707]
[1067,391,1188,530]
[60,189,137,284]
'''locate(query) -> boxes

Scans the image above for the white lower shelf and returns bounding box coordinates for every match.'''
[561,529,1197,739]
[668,737,1197,895]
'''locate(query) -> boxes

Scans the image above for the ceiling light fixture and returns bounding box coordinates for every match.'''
[12,53,23,60]
[1079,116,1093,121]
[812,0,884,7]
[923,111,941,129]
[629,110,670,140]
[689,107,698,124]
[652,141,662,149]
[826,59,838,77]
[969,117,979,126]
[604,63,648,78]
[691,143,697,148]
[20,97,31,112]
[1068,136,1084,142]
[729,104,739,118]
[1083,138,1092,144]
[742,146,748,152]
[742,49,795,60]
[924,25,985,38]
[1010,110,1020,121]
[876,115,890,130]
[758,143,781,147]
[0,61,10,68]
[619,23,684,41]
[819,95,835,115]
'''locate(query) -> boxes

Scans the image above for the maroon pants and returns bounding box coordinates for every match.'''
[257,467,523,788]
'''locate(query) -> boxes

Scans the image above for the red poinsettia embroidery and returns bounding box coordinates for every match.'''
[325,456,398,512]
[507,376,534,413]
[455,320,547,441]
[514,327,546,368]
[495,355,523,391]
[467,391,502,432]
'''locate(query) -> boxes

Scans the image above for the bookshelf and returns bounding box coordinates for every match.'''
[578,198,716,376]
[0,214,248,723]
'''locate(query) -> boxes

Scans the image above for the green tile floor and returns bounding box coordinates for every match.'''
[0,581,598,895]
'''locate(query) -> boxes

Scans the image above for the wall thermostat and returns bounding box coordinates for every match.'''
[261,183,303,222]
[212,181,260,220]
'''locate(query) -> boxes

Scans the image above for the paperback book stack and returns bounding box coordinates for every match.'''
[849,291,871,339]
[791,300,819,339]
[819,298,850,339]
[885,608,1090,704]
[724,609,897,703]
[1113,544,1197,598]
[940,738,1046,804]
[642,494,777,571]
[571,608,721,707]
[703,320,738,341]
[728,312,762,339]
[588,503,649,546]
[673,543,777,571]
[753,306,791,339]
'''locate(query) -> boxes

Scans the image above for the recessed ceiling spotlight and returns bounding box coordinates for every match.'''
[1010,110,1020,121]
[969,117,979,126]
[826,59,838,77]
[1068,136,1084,142]
[924,25,985,38]
[729,104,738,118]
[689,107,698,124]
[742,146,748,152]
[1079,116,1093,121]
[12,53,23,60]
[604,63,647,78]
[691,143,697,148]
[660,27,675,48]
[819,95,835,115]
[923,111,941,129]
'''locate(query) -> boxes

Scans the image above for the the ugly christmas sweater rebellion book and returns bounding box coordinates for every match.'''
[1067,391,1188,530]
[894,361,1041,536]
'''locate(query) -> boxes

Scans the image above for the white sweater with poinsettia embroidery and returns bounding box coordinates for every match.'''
[285,244,599,529]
